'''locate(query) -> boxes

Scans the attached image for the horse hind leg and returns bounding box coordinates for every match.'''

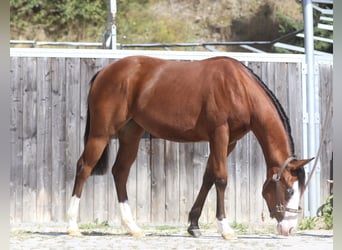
[187,162,215,237]
[112,120,144,237]
[67,135,110,236]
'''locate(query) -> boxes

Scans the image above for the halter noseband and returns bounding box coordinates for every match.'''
[267,156,302,215]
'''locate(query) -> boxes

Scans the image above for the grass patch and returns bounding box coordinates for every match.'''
[231,221,248,233]
[79,220,111,230]
[298,217,319,230]
[153,225,180,231]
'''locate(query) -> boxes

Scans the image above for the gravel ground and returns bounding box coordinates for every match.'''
[10,223,333,250]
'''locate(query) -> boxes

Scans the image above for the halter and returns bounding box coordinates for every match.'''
[265,156,302,215]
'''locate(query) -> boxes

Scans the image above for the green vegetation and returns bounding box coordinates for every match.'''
[10,0,107,41]
[231,221,248,233]
[10,0,332,52]
[299,195,333,230]
[79,219,111,230]
[116,1,192,44]
[298,217,319,230]
[320,195,333,229]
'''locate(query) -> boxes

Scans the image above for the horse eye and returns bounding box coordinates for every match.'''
[286,188,294,196]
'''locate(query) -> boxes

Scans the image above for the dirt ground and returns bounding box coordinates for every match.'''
[10,222,333,250]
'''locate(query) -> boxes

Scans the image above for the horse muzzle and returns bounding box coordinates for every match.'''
[277,221,295,236]
[276,214,298,236]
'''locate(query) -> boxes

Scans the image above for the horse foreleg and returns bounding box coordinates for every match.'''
[215,178,236,239]
[67,136,109,236]
[211,140,238,239]
[112,121,144,237]
[209,125,236,239]
[212,128,236,239]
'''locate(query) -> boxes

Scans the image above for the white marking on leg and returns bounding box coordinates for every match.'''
[119,201,143,236]
[217,218,236,239]
[67,196,80,233]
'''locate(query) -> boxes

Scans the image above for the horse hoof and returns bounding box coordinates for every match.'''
[188,227,202,238]
[221,233,237,240]
[68,230,82,236]
[131,230,145,237]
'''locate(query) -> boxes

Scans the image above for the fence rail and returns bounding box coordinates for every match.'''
[10,50,332,226]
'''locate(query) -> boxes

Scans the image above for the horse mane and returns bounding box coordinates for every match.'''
[242,64,295,155]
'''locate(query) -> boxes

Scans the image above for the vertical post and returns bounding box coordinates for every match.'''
[302,0,320,217]
[110,0,117,50]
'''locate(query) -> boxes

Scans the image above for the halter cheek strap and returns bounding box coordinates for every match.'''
[272,156,302,214]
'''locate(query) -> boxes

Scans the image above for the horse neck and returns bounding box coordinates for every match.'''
[250,103,293,170]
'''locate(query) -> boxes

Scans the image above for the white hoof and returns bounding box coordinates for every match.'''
[217,218,237,240]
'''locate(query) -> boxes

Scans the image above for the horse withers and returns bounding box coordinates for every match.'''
[66,55,313,239]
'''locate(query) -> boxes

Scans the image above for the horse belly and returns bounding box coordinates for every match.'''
[133,110,208,142]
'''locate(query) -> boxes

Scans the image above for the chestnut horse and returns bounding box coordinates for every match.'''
[67,55,313,239]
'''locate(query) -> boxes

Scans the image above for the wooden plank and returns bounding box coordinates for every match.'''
[248,133,265,224]
[10,56,23,222]
[151,137,165,222]
[36,57,52,222]
[165,141,180,222]
[287,63,303,156]
[91,58,112,223]
[93,58,120,225]
[233,136,250,223]
[51,57,67,222]
[126,151,138,224]
[318,63,333,203]
[287,63,303,151]
[179,143,194,223]
[246,61,264,224]
[79,58,96,222]
[22,57,38,222]
[65,57,81,217]
[226,144,237,223]
[192,142,210,224]
[202,142,216,224]
[99,48,120,223]
[136,133,152,223]
[107,139,120,224]
[274,62,289,112]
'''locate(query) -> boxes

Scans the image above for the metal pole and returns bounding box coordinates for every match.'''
[110,0,117,50]
[302,0,320,217]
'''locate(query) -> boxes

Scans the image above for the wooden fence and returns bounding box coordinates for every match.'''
[10,50,333,226]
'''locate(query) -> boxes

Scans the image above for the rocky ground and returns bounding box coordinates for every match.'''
[10,222,333,250]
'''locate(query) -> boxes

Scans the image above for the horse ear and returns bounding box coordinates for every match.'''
[288,157,314,169]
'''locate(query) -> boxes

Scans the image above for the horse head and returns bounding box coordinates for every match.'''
[262,157,314,236]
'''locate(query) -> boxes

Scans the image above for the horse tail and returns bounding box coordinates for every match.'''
[84,71,110,176]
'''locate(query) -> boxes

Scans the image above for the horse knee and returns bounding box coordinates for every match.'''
[215,177,227,189]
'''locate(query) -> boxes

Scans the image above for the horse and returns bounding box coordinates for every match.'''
[66,55,313,239]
